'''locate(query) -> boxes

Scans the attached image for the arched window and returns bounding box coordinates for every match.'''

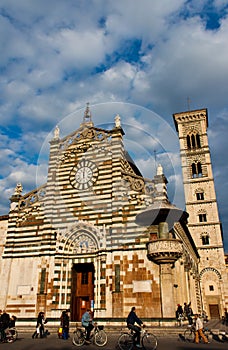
[196,134,201,148]
[196,191,204,200]
[192,162,203,178]
[191,134,196,148]
[187,133,201,149]
[197,162,202,177]
[187,135,191,149]
[199,213,207,222]
[201,234,210,245]
[192,163,197,178]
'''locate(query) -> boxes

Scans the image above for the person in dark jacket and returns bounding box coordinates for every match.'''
[81,309,94,343]
[60,310,69,340]
[9,315,17,328]
[184,302,193,325]
[0,310,10,342]
[32,312,45,338]
[176,304,184,326]
[126,307,144,348]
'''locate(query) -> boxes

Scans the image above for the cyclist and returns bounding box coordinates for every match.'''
[81,309,94,344]
[9,315,17,328]
[126,307,144,348]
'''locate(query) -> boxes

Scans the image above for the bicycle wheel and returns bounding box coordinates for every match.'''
[72,329,85,346]
[118,333,134,350]
[6,332,15,343]
[184,329,194,342]
[94,329,108,347]
[142,333,157,350]
[9,328,18,341]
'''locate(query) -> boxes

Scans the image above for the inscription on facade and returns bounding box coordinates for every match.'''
[132,280,152,293]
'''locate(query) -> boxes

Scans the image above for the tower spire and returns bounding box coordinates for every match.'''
[81,102,94,127]
[85,103,91,121]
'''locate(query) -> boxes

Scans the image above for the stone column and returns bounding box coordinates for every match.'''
[160,264,175,317]
[147,238,183,319]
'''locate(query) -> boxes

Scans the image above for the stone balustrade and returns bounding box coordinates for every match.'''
[147,238,183,264]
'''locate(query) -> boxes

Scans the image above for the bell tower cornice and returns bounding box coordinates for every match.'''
[173,108,208,132]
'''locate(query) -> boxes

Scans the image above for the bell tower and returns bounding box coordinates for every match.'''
[173,108,228,318]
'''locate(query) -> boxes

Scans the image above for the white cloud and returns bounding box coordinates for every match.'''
[0,0,228,249]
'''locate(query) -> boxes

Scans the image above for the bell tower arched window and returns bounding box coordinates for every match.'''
[196,133,201,148]
[191,134,196,148]
[201,233,210,245]
[187,133,201,149]
[197,162,202,177]
[192,162,202,178]
[196,191,204,200]
[187,135,191,149]
[192,163,197,178]
[199,213,207,222]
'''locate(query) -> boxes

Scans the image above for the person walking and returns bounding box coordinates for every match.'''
[32,311,45,338]
[81,309,94,344]
[194,314,209,344]
[176,304,184,327]
[126,307,144,348]
[60,310,70,340]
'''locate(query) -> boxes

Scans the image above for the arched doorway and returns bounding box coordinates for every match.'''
[71,262,95,321]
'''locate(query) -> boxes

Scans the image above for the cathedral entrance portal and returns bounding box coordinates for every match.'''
[71,262,95,321]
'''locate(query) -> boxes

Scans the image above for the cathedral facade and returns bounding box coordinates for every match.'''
[0,107,227,325]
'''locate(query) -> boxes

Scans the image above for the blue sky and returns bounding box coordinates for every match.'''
[1,0,228,250]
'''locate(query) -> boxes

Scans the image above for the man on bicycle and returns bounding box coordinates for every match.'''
[81,309,94,344]
[127,307,144,348]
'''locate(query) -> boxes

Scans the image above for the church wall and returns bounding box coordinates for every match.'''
[0,255,57,318]
[106,249,161,320]
[0,257,40,316]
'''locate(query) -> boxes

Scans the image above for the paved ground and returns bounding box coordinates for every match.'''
[1,329,228,350]
[2,320,228,350]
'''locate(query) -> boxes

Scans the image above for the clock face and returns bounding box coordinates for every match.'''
[75,166,93,184]
[70,159,98,190]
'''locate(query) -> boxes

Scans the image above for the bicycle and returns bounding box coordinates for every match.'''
[0,327,18,343]
[184,324,210,343]
[118,327,157,350]
[184,324,195,342]
[72,322,107,347]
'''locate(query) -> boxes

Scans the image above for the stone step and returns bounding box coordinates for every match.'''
[13,325,189,338]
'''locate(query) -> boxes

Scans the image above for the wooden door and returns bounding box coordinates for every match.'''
[209,304,220,319]
[71,263,94,321]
